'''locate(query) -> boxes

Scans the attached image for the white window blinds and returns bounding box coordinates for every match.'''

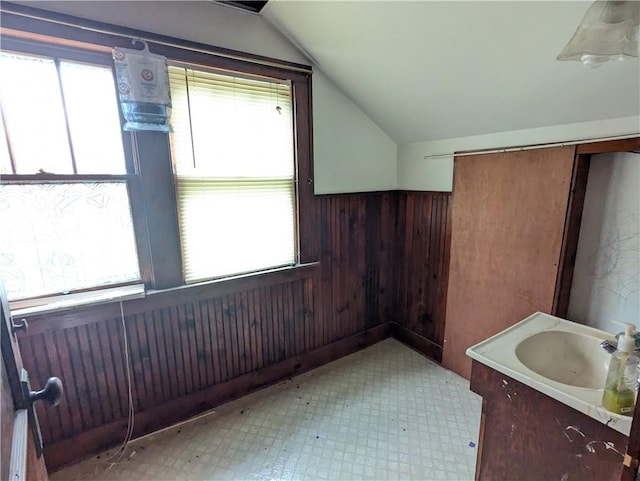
[168,65,296,282]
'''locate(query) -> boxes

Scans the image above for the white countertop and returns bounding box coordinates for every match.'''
[466,312,632,436]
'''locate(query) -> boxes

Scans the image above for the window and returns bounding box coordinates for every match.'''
[168,65,297,282]
[0,49,140,300]
[0,10,313,300]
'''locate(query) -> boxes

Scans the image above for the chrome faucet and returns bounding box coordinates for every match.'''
[600,339,618,354]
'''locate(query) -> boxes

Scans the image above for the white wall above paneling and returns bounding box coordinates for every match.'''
[568,152,640,334]
[397,116,640,192]
[313,70,396,194]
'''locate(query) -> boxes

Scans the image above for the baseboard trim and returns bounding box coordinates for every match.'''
[45,323,390,472]
[390,323,443,363]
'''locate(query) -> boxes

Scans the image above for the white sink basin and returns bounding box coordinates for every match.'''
[466,312,631,436]
[515,330,609,389]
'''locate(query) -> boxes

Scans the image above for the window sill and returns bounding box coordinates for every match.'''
[146,262,319,299]
[10,284,146,317]
[11,263,320,320]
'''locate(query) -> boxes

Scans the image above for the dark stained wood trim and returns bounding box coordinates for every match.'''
[19,264,319,335]
[0,33,113,65]
[0,2,311,77]
[130,131,183,289]
[0,26,112,54]
[294,76,317,264]
[44,323,390,472]
[126,174,154,288]
[576,137,640,155]
[552,152,590,317]
[437,195,453,346]
[389,322,442,363]
[475,406,486,481]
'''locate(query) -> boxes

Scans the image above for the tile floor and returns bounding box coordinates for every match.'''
[51,338,482,481]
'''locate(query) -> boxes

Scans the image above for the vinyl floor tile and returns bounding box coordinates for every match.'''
[51,338,481,481]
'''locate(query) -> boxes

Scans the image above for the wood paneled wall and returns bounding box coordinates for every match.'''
[17,191,450,470]
[22,273,315,447]
[394,192,452,361]
[315,193,399,340]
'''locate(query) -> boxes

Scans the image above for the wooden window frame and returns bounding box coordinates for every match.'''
[0,3,315,293]
[0,40,148,300]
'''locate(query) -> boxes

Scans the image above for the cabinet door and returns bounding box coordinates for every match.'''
[442,145,577,379]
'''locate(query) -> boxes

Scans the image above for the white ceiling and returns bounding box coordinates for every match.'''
[263,1,640,144]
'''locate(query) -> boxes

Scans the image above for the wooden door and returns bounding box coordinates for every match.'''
[1,285,50,481]
[442,145,577,379]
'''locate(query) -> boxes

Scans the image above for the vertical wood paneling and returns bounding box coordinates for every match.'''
[192,302,207,390]
[206,300,219,384]
[18,190,452,464]
[158,308,177,402]
[377,193,396,325]
[106,317,128,420]
[20,280,320,446]
[250,289,261,367]
[257,288,270,367]
[305,276,315,350]
[65,328,93,431]
[41,330,67,439]
[331,197,342,343]
[308,193,405,343]
[88,323,111,425]
[213,298,228,382]
[395,192,452,345]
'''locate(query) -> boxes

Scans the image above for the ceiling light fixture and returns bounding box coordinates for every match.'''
[557,0,639,68]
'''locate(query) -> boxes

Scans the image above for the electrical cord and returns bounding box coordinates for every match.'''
[100,300,136,468]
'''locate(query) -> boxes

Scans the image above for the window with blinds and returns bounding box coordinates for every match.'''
[168,65,297,282]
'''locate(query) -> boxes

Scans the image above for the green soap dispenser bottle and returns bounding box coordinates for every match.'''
[602,321,639,416]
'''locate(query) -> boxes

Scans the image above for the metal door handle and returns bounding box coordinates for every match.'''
[29,377,63,407]
[12,318,28,335]
[21,371,64,457]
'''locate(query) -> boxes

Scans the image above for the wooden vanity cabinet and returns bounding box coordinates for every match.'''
[447,138,640,480]
[470,360,628,481]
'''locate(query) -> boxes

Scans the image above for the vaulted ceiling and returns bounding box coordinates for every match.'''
[263,1,640,144]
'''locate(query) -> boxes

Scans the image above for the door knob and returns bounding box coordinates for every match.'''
[20,371,64,458]
[12,318,28,335]
[29,377,63,407]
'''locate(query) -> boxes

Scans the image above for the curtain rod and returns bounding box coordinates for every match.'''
[0,5,313,74]
[423,133,640,159]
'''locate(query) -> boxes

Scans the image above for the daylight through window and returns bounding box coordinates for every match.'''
[168,65,297,282]
[0,51,140,300]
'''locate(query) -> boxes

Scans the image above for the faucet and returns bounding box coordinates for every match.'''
[600,339,617,354]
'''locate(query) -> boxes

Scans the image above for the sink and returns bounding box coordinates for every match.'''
[466,312,631,436]
[515,330,609,389]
